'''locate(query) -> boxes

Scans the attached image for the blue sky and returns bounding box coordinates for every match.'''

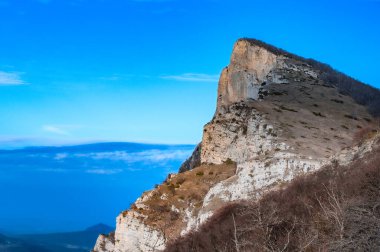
[1,0,379,148]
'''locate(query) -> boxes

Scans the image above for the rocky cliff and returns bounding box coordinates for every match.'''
[93,38,380,252]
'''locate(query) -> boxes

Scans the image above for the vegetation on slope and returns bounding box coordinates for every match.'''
[124,162,236,242]
[165,133,380,252]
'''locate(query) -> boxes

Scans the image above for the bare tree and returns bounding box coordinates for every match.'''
[316,184,345,240]
[231,213,240,252]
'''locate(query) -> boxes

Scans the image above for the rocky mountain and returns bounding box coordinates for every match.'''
[93,38,380,252]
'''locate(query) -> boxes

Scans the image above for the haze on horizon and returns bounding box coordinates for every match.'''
[0,0,379,149]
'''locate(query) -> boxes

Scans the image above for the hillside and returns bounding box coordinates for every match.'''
[93,39,380,252]
[166,133,380,251]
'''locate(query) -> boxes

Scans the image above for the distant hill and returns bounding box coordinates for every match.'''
[0,142,194,154]
[0,233,49,252]
[5,224,114,252]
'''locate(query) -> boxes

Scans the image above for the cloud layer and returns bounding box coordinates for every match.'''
[161,73,219,82]
[34,148,191,175]
[42,125,83,136]
[0,71,25,85]
[85,168,123,175]
[88,149,190,163]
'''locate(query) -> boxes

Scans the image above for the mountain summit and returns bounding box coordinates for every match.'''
[93,39,380,252]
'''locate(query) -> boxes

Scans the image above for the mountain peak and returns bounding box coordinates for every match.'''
[217,38,380,117]
[217,38,313,112]
[85,223,114,233]
[236,38,308,59]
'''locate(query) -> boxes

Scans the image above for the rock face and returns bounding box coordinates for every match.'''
[217,39,279,111]
[178,143,201,173]
[93,38,380,252]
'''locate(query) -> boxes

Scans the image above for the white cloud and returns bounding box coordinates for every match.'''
[39,168,68,173]
[0,71,26,85]
[132,0,174,2]
[87,149,191,163]
[85,168,123,175]
[161,73,219,82]
[54,153,69,160]
[65,245,81,250]
[0,136,100,150]
[100,76,121,81]
[42,125,70,136]
[42,125,83,136]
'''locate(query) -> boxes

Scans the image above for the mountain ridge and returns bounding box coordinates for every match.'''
[0,224,113,252]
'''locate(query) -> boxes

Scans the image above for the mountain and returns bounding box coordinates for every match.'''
[4,224,114,252]
[0,233,49,252]
[93,38,380,251]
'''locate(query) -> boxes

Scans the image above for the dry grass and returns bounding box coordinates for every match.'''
[251,59,377,159]
[124,162,237,242]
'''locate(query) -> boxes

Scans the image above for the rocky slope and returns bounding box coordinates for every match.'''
[166,132,380,251]
[93,38,380,252]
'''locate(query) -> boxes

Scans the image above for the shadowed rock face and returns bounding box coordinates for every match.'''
[178,143,201,173]
[217,39,279,112]
[93,39,380,252]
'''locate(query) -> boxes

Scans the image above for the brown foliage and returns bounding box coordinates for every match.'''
[165,145,380,252]
[353,127,379,143]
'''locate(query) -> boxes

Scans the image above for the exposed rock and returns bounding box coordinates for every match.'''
[178,143,201,173]
[93,234,115,252]
[113,211,166,252]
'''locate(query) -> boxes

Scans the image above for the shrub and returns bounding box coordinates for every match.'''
[196,171,204,176]
[344,114,358,120]
[331,99,344,104]
[353,127,378,143]
[225,158,234,165]
[312,111,325,117]
[280,105,298,112]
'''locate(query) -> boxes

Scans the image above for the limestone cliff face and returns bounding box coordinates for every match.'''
[93,39,379,252]
[217,39,280,111]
